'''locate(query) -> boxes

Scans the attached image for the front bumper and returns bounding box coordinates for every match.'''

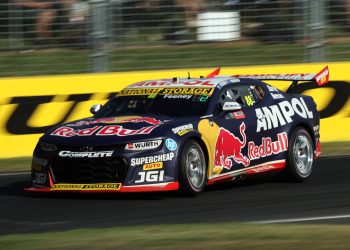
[24,171,179,193]
[24,182,179,193]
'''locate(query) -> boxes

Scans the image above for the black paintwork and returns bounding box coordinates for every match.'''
[29,77,320,189]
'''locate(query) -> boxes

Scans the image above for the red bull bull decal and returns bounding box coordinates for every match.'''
[215,123,250,169]
[248,133,288,160]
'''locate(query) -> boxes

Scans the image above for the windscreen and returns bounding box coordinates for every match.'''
[95,87,213,118]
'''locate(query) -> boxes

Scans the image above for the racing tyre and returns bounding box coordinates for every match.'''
[179,140,207,196]
[284,127,314,182]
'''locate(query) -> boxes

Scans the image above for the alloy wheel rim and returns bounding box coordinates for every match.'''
[186,146,205,189]
[293,134,313,176]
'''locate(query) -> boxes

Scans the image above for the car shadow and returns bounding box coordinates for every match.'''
[0,173,280,200]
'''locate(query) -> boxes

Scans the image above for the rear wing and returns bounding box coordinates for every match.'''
[231,66,329,93]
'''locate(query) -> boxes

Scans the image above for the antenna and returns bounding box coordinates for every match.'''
[188,72,191,79]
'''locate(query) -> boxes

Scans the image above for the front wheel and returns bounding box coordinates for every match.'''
[179,140,207,196]
[284,127,314,182]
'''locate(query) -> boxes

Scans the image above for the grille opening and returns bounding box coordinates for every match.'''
[51,158,128,184]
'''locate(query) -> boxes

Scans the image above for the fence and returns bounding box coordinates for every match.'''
[0,0,349,77]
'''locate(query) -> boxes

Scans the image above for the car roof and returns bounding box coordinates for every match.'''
[124,77,244,89]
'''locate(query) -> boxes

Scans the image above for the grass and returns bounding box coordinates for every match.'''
[1,42,350,77]
[0,223,350,250]
[0,142,348,173]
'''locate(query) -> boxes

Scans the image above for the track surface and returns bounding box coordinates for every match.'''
[0,156,349,235]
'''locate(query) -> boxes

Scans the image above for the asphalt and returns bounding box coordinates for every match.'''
[0,156,349,235]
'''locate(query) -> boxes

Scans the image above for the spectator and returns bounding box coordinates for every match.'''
[346,0,350,30]
[176,0,205,27]
[15,0,59,42]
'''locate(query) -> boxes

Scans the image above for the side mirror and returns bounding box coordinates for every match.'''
[222,101,241,112]
[90,104,102,115]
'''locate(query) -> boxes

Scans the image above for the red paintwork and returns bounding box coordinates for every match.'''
[315,140,321,159]
[24,182,179,193]
[207,160,286,185]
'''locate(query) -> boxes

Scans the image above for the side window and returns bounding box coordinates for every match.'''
[234,85,265,107]
[216,84,265,112]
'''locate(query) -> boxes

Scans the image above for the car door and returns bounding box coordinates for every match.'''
[212,83,266,174]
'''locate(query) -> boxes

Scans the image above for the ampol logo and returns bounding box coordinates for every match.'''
[165,138,177,151]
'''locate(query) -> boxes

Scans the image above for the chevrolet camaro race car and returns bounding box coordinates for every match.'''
[25,66,329,195]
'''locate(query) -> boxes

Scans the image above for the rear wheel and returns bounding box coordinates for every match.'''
[179,140,207,196]
[284,127,314,182]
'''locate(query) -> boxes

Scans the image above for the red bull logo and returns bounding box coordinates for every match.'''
[68,117,163,127]
[215,123,250,169]
[123,117,163,125]
[248,133,288,160]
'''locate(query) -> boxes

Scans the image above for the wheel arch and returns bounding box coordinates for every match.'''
[184,135,210,171]
[291,122,316,149]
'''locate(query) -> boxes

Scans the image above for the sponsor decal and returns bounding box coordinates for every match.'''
[215,123,250,169]
[233,111,245,120]
[164,94,192,99]
[315,66,329,86]
[143,162,163,171]
[118,88,164,96]
[225,111,246,120]
[248,133,288,160]
[135,170,164,183]
[270,93,285,99]
[161,87,214,96]
[165,138,177,151]
[200,114,213,119]
[51,183,121,191]
[33,172,47,185]
[126,140,162,151]
[266,85,279,92]
[249,165,276,173]
[313,125,320,136]
[32,156,48,167]
[130,152,175,166]
[58,151,113,158]
[119,87,214,96]
[128,79,216,88]
[223,101,241,111]
[51,125,158,137]
[214,122,288,170]
[255,97,313,132]
[217,79,240,89]
[68,117,163,127]
[172,124,194,136]
[233,73,317,81]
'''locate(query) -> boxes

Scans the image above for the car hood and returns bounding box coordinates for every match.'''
[41,115,197,146]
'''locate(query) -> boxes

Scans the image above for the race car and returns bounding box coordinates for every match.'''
[25,66,329,196]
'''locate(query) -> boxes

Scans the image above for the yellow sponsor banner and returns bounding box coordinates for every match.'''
[143,162,164,171]
[0,62,349,158]
[51,183,121,191]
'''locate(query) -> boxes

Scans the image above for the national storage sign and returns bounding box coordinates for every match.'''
[0,62,349,158]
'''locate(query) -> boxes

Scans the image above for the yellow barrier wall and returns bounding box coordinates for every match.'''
[0,62,349,158]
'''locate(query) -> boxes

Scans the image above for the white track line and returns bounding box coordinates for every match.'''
[250,214,350,224]
[0,172,30,177]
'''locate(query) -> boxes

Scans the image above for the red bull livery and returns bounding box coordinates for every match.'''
[25,66,328,196]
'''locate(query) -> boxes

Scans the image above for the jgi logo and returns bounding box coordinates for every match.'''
[135,170,164,183]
